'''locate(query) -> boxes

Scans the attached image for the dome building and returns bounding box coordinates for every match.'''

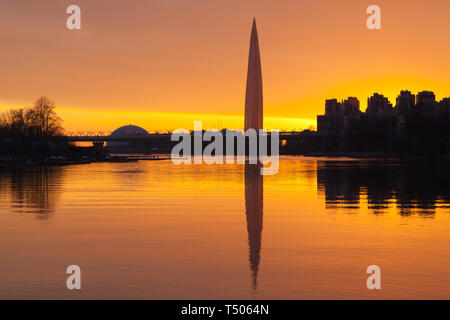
[107,125,150,153]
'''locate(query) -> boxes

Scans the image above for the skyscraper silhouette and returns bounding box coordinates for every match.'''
[244,18,263,131]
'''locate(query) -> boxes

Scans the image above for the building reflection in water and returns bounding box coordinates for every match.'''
[244,163,263,292]
[317,161,450,216]
[0,166,64,219]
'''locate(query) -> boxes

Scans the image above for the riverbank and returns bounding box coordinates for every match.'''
[304,151,393,158]
[303,151,450,163]
[0,154,171,169]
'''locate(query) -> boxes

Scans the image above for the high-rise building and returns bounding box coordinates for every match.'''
[244,19,263,131]
[342,97,361,133]
[439,98,450,115]
[416,91,437,115]
[416,91,436,106]
[395,90,415,115]
[318,98,350,135]
[366,93,393,116]
[325,99,342,115]
[343,97,360,116]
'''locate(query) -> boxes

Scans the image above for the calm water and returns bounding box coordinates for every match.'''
[1,157,450,299]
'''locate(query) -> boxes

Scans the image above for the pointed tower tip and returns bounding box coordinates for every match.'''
[251,18,257,32]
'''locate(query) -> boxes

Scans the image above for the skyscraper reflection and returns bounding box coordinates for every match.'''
[317,161,450,216]
[244,163,263,291]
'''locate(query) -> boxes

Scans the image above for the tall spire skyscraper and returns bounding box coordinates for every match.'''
[244,18,263,131]
[244,19,264,291]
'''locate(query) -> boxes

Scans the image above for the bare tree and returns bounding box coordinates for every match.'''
[0,96,64,138]
[28,96,63,137]
[1,108,29,137]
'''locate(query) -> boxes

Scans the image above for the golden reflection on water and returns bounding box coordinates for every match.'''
[0,167,64,219]
[1,157,450,299]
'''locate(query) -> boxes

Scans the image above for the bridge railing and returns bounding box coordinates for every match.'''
[65,131,112,137]
[63,130,307,142]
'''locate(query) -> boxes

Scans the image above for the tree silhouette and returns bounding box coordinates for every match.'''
[0,96,63,138]
[28,96,63,137]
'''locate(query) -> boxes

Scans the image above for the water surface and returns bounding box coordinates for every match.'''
[1,157,450,299]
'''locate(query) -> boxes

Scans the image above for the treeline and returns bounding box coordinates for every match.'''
[0,97,69,157]
[0,97,63,138]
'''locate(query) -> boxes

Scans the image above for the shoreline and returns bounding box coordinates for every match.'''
[1,152,448,169]
[0,154,172,169]
[302,151,450,163]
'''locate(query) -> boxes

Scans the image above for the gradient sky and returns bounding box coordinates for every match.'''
[2,0,450,132]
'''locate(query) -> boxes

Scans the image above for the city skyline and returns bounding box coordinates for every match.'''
[3,1,450,132]
[319,89,450,116]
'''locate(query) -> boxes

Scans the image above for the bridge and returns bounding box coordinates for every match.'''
[62,130,314,154]
[63,131,307,143]
[64,131,171,142]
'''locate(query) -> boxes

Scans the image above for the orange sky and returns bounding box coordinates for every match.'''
[2,0,450,132]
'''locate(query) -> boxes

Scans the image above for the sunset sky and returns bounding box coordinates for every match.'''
[2,0,450,132]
